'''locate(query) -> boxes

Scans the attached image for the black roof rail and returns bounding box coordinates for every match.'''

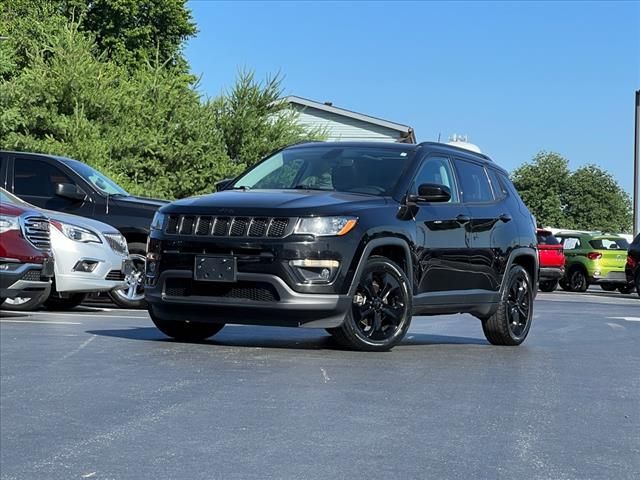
[416,141,492,162]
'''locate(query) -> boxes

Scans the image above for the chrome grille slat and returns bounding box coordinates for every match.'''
[165,215,294,239]
[22,216,51,252]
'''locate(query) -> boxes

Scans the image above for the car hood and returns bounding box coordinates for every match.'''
[162,190,388,216]
[114,195,169,210]
[40,209,121,235]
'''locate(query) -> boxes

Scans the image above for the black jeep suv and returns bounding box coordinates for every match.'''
[146,142,538,351]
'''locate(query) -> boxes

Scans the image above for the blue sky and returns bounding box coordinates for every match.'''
[185,1,639,194]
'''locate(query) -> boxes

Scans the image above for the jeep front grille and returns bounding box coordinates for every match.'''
[165,215,294,239]
[22,216,51,252]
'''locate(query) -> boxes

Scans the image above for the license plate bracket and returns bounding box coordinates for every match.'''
[42,257,55,277]
[122,259,134,276]
[194,255,236,282]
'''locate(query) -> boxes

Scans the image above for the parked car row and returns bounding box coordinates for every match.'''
[0,150,168,310]
[535,228,637,297]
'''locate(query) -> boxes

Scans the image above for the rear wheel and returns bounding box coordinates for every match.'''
[636,271,640,298]
[328,256,412,352]
[600,283,617,292]
[538,279,558,292]
[482,265,533,346]
[559,278,571,291]
[108,242,147,309]
[568,267,588,293]
[43,292,87,310]
[149,310,225,341]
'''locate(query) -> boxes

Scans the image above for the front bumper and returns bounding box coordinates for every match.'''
[51,228,129,293]
[146,270,352,328]
[0,263,52,299]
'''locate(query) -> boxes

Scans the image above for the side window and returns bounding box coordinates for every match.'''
[560,237,581,250]
[14,158,74,197]
[411,156,459,203]
[454,159,494,203]
[486,168,508,200]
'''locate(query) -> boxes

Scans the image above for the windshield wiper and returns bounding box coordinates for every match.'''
[291,184,334,191]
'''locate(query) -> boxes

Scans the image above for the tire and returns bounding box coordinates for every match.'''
[0,288,50,311]
[600,283,617,292]
[567,267,588,293]
[636,271,640,299]
[618,284,635,294]
[559,278,571,291]
[538,279,558,293]
[43,292,87,310]
[108,242,147,309]
[482,265,534,346]
[150,312,225,342]
[328,256,412,352]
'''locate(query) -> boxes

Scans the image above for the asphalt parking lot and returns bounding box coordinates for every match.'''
[1,289,639,480]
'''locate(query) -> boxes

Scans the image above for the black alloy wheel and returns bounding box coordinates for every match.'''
[538,279,558,293]
[568,268,588,293]
[482,264,533,346]
[328,256,412,351]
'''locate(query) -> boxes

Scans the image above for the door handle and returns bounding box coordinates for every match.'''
[456,214,471,224]
[499,213,512,223]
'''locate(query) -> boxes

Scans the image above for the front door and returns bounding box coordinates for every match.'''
[411,155,474,300]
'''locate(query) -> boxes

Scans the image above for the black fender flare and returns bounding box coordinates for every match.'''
[500,247,539,298]
[347,237,413,296]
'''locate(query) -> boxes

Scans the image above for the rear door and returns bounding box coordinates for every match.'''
[9,154,94,216]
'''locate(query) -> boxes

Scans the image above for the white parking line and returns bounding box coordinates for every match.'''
[608,317,640,322]
[0,319,82,325]
[11,311,149,320]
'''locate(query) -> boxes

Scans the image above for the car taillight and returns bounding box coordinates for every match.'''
[628,255,637,268]
[587,252,602,260]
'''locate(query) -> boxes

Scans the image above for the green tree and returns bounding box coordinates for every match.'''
[512,151,632,232]
[512,152,571,227]
[564,165,633,233]
[211,70,326,173]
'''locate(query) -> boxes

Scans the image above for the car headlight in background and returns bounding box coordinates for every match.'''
[51,221,101,243]
[294,216,358,236]
[150,212,165,231]
[0,215,20,234]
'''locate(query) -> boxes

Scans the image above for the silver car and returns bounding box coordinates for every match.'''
[1,189,130,310]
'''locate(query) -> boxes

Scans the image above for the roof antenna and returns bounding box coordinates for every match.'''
[437,133,441,142]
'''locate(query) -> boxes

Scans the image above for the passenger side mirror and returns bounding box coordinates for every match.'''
[55,183,86,201]
[215,178,233,192]
[410,183,451,203]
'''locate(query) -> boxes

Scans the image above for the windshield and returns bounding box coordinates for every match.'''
[58,158,129,196]
[231,146,415,196]
[0,188,31,208]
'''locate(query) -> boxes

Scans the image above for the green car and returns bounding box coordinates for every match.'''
[555,231,633,293]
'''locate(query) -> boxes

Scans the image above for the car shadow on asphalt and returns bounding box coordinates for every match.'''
[85,326,488,350]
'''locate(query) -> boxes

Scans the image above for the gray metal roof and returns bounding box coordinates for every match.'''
[284,96,416,142]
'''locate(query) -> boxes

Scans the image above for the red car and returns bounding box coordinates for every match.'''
[0,202,54,306]
[537,229,565,292]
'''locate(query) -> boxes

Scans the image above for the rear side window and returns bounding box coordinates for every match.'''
[559,237,582,250]
[537,232,560,245]
[454,160,493,203]
[589,238,629,250]
[486,168,508,200]
[14,158,74,197]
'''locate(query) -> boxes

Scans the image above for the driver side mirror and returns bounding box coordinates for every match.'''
[215,178,233,192]
[55,183,86,201]
[410,183,451,203]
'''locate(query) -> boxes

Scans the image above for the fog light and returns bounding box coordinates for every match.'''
[593,270,601,277]
[73,260,98,272]
[289,259,340,284]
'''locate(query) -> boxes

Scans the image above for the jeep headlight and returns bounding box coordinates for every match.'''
[52,221,101,243]
[294,216,358,237]
[150,212,165,231]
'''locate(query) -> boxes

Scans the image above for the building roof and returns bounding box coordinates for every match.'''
[284,95,416,143]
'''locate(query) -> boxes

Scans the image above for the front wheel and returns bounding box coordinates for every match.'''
[328,256,412,352]
[618,284,635,294]
[481,265,533,346]
[538,279,558,293]
[108,242,147,309]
